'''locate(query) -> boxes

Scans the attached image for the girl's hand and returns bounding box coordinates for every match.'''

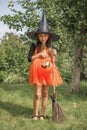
[48,48,57,56]
[31,52,48,61]
[40,52,48,58]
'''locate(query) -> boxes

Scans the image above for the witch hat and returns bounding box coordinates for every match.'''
[27,12,59,41]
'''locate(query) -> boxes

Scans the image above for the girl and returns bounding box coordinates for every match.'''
[27,13,63,120]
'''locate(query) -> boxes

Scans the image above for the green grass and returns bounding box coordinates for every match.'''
[0,81,87,130]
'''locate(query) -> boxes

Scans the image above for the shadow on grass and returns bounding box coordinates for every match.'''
[0,83,34,99]
[0,101,33,118]
[0,83,31,92]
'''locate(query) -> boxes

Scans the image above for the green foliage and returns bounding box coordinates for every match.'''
[0,0,40,31]
[3,72,26,83]
[0,0,87,84]
[0,33,29,83]
[0,71,7,82]
[56,52,73,83]
[1,0,87,44]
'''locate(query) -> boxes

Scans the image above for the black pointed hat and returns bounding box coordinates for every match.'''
[27,12,59,41]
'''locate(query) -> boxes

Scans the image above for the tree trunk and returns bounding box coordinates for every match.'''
[70,46,83,93]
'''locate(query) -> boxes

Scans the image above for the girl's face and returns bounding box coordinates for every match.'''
[38,33,49,44]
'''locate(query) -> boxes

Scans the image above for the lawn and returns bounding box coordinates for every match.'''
[0,81,87,130]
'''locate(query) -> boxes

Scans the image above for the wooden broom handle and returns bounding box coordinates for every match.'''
[53,63,56,93]
[50,42,56,94]
[53,86,55,93]
[51,54,56,93]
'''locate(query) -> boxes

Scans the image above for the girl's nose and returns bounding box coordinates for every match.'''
[42,36,45,40]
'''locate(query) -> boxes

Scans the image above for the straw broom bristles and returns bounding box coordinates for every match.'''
[50,91,66,123]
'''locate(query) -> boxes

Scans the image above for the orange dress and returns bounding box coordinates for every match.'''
[28,48,63,87]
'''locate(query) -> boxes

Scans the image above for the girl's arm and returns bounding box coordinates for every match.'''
[48,48,57,63]
[31,53,41,61]
[31,51,48,61]
[28,44,41,62]
[28,44,36,62]
[28,43,49,62]
[48,48,57,57]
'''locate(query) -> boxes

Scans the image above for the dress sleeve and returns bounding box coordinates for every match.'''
[28,43,36,62]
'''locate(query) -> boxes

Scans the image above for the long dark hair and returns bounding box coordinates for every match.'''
[36,36,52,53]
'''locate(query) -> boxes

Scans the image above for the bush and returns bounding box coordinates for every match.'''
[3,72,26,83]
[0,71,7,82]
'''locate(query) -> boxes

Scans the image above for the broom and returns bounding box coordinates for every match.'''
[50,50,66,123]
[50,88,66,123]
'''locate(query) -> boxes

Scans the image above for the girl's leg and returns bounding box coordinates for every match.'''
[40,86,49,120]
[33,85,41,120]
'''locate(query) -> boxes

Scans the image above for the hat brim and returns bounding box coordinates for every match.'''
[27,31,59,42]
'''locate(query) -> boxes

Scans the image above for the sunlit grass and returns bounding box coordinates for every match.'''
[0,81,87,130]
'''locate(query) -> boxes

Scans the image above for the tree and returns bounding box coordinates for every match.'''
[57,0,87,92]
[42,0,87,92]
[0,0,87,91]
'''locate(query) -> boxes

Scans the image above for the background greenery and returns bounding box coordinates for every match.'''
[0,33,29,83]
[0,0,87,87]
